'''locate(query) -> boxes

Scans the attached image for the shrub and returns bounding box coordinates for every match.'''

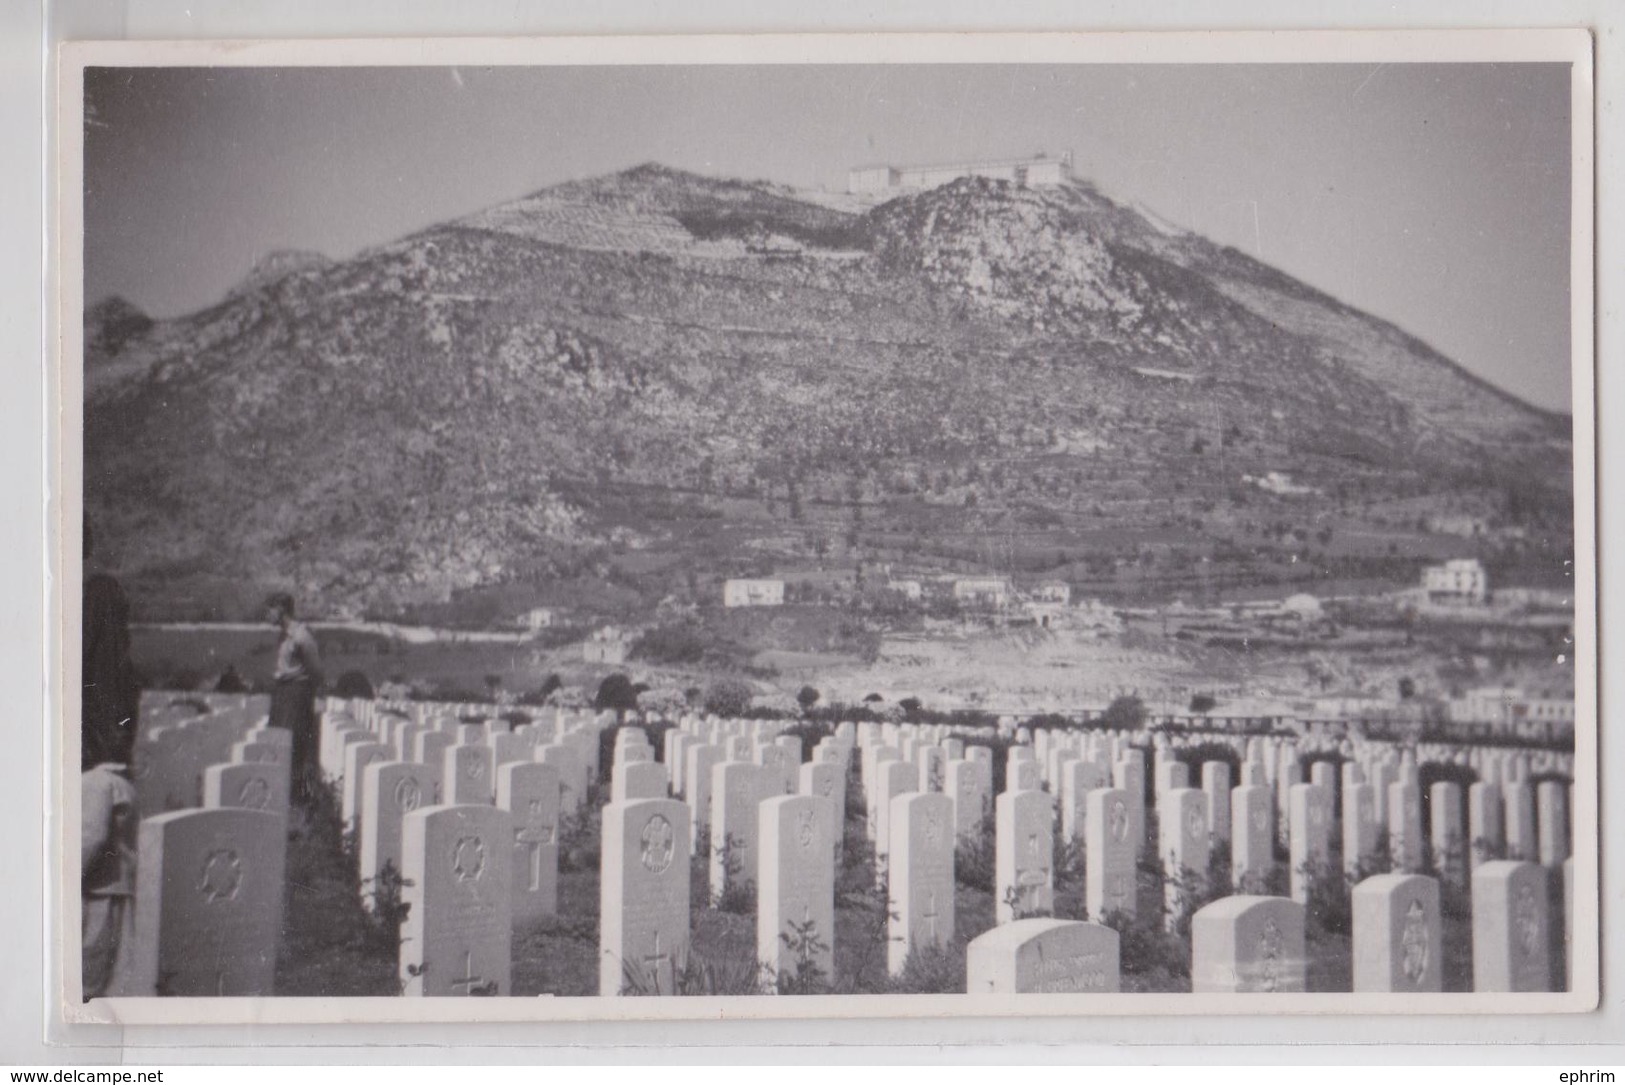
[702,678,756,719]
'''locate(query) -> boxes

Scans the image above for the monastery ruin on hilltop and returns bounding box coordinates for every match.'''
[847,151,1074,195]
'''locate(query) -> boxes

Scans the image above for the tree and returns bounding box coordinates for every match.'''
[702,678,755,719]
[899,696,923,718]
[797,685,821,713]
[595,673,640,714]
[1189,693,1217,714]
[1102,694,1148,731]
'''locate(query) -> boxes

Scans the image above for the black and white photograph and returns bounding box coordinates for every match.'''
[59,32,1596,1021]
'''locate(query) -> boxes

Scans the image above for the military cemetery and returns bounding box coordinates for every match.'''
[83,686,1579,999]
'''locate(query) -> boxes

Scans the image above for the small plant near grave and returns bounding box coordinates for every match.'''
[953,804,997,893]
[711,833,756,914]
[884,940,966,995]
[1001,883,1053,923]
[621,951,769,997]
[1051,835,1089,920]
[775,916,833,995]
[1158,859,1211,941]
[1300,857,1352,937]
[1101,906,1191,990]
[557,802,602,873]
[359,860,413,956]
[834,850,896,994]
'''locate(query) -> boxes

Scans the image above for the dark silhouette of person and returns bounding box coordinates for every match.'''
[265,592,323,806]
[82,521,138,770]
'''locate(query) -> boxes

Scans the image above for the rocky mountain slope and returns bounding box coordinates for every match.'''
[83,164,1571,621]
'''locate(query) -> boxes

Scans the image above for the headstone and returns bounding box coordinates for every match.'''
[996,789,1055,923]
[442,742,495,806]
[664,730,693,797]
[799,760,845,862]
[600,798,691,996]
[874,759,919,868]
[413,730,455,785]
[710,761,766,898]
[128,808,286,996]
[1231,785,1274,892]
[537,743,585,817]
[1537,781,1569,868]
[202,760,288,816]
[1085,787,1138,921]
[1190,896,1307,993]
[1159,788,1209,925]
[342,741,394,828]
[917,745,947,793]
[399,804,512,996]
[360,760,441,899]
[755,744,797,797]
[757,795,836,990]
[1288,783,1332,905]
[948,757,993,841]
[1503,781,1537,861]
[1351,873,1442,992]
[965,919,1120,994]
[1468,781,1504,868]
[1202,762,1232,847]
[1342,781,1378,877]
[1005,757,1040,794]
[1471,861,1550,992]
[685,743,722,852]
[1060,759,1105,844]
[1388,778,1424,873]
[1429,781,1466,890]
[1155,759,1190,795]
[496,761,561,924]
[612,760,669,804]
[887,792,956,977]
[1112,752,1147,855]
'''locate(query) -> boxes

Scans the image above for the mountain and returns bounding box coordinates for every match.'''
[83,163,1572,621]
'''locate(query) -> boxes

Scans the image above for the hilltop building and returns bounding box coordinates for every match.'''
[848,153,1074,196]
[522,607,556,632]
[723,578,785,608]
[1422,558,1488,606]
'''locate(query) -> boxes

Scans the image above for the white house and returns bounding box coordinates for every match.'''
[723,578,785,608]
[1422,558,1488,605]
[953,576,1012,607]
[887,579,923,600]
[1032,581,1072,605]
[522,607,556,632]
[582,626,629,664]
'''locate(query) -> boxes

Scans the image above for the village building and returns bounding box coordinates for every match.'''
[722,578,785,608]
[582,626,629,665]
[1031,581,1072,605]
[848,153,1074,195]
[952,576,1013,608]
[887,579,923,601]
[1422,558,1489,605]
[522,606,556,632]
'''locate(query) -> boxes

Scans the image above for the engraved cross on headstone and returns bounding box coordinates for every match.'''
[922,891,941,942]
[642,931,673,993]
[450,950,487,996]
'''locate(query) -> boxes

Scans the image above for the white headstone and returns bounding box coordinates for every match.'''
[496,761,561,924]
[1190,895,1307,993]
[1471,860,1550,992]
[996,789,1055,923]
[1085,787,1138,921]
[398,804,512,996]
[887,792,956,977]
[128,808,286,996]
[965,918,1120,994]
[1351,873,1442,992]
[757,795,836,991]
[600,798,691,996]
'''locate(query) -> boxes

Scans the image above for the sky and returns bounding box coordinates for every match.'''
[82,63,1574,411]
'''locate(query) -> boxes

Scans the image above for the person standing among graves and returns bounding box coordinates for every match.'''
[82,521,139,769]
[81,758,137,998]
[266,592,323,807]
